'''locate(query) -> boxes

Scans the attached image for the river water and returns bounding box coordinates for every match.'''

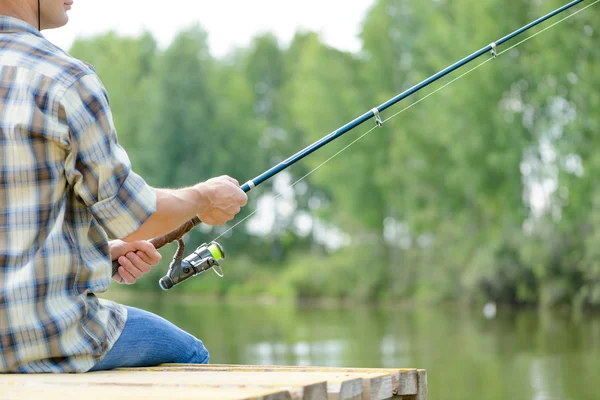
[117,296,600,400]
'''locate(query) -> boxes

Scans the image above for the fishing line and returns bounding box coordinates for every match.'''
[210,0,598,243]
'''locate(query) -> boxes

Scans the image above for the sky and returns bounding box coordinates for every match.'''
[44,0,376,57]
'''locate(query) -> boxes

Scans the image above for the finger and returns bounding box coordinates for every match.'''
[202,215,221,226]
[112,272,124,284]
[126,252,151,274]
[130,240,154,254]
[224,176,240,186]
[110,240,134,262]
[216,210,235,223]
[131,241,162,264]
[117,265,137,285]
[234,190,248,206]
[120,255,143,279]
[222,203,241,213]
[201,214,216,226]
[203,211,233,226]
[136,250,159,266]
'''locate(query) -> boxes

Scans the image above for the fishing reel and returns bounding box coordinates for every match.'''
[159,240,225,291]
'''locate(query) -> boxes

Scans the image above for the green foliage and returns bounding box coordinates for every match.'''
[72,0,600,310]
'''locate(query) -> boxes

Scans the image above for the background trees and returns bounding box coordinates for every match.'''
[71,0,600,308]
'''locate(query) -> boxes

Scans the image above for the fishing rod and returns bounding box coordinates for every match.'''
[111,0,590,290]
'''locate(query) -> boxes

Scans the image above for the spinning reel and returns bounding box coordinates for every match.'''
[111,217,225,291]
[158,240,225,291]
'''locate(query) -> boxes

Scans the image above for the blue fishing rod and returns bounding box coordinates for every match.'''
[113,0,590,289]
[240,0,586,193]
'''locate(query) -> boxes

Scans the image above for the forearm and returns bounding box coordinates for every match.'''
[123,186,204,242]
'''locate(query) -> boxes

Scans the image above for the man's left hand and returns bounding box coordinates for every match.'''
[110,240,162,284]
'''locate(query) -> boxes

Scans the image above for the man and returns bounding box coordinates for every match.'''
[0,0,248,373]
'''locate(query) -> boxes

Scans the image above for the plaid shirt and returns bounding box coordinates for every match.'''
[0,16,156,373]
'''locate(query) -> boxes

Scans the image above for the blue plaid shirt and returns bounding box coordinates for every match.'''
[0,16,156,373]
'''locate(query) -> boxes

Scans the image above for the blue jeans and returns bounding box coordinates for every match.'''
[89,306,209,371]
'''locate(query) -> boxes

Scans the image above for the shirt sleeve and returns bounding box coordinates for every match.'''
[60,74,156,239]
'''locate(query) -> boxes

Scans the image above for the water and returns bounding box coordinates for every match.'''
[117,295,600,400]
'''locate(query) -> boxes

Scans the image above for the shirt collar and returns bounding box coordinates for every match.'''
[0,15,44,38]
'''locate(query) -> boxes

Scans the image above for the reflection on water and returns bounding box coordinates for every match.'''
[117,294,600,400]
[247,335,411,369]
[247,340,347,366]
[380,334,411,367]
[530,357,564,400]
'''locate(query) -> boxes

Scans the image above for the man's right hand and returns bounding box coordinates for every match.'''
[123,175,249,242]
[195,176,248,226]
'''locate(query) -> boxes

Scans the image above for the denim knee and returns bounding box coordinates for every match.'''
[184,338,210,364]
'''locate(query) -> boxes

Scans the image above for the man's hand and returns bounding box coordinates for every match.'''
[122,175,248,242]
[195,176,248,226]
[110,240,162,284]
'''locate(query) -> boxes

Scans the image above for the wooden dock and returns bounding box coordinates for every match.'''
[0,364,427,400]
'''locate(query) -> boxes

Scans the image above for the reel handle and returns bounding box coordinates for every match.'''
[111,216,202,277]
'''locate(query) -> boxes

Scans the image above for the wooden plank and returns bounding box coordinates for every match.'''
[328,377,363,400]
[116,369,392,400]
[395,370,426,400]
[416,370,427,400]
[3,370,383,400]
[396,369,418,395]
[152,364,417,396]
[0,365,423,400]
[138,364,409,398]
[0,381,292,400]
[1,371,368,400]
[0,373,326,400]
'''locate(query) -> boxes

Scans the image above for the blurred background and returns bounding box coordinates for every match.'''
[49,1,599,399]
